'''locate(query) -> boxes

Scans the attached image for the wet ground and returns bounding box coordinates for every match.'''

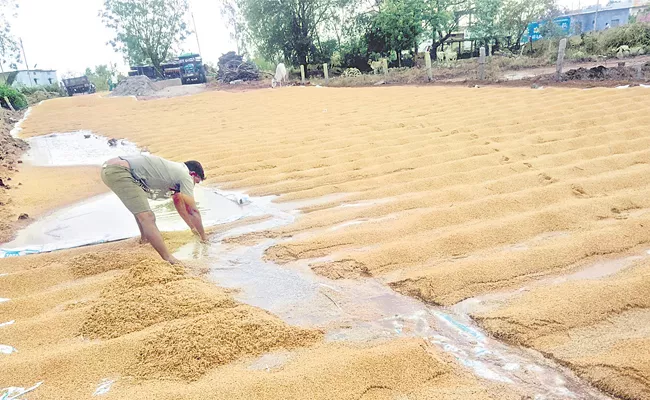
[0,131,252,257]
[175,194,612,400]
[1,130,620,399]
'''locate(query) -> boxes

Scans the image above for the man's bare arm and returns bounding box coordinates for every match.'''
[172,193,207,241]
[172,194,195,230]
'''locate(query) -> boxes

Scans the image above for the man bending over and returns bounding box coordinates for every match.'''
[101,154,207,264]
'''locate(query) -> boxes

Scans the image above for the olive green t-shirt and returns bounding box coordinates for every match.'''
[120,154,194,200]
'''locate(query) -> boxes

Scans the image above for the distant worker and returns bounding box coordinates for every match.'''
[272,63,288,88]
[101,154,207,264]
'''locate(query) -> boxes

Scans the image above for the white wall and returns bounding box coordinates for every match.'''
[12,70,58,87]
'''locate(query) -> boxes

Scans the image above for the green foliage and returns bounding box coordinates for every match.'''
[562,23,650,59]
[600,22,650,49]
[0,83,27,109]
[313,39,338,65]
[83,64,118,91]
[101,0,191,73]
[471,0,503,39]
[251,57,276,73]
[371,0,424,60]
[500,0,556,46]
[18,83,61,96]
[220,0,249,56]
[234,0,342,66]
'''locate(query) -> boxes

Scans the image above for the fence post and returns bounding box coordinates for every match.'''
[323,63,329,85]
[556,38,567,81]
[382,58,389,79]
[300,65,306,84]
[478,47,486,80]
[424,51,432,82]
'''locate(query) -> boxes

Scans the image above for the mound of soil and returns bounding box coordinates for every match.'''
[0,108,28,242]
[110,76,157,97]
[561,63,650,81]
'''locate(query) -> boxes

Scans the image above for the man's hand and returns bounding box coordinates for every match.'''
[191,228,209,243]
[165,255,183,265]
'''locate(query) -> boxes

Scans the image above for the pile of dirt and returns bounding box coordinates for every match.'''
[110,75,158,97]
[0,108,28,242]
[561,63,650,81]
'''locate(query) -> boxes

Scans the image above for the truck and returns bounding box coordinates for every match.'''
[178,53,206,85]
[62,76,96,96]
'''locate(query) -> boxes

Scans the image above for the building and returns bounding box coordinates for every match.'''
[524,0,650,42]
[0,70,58,87]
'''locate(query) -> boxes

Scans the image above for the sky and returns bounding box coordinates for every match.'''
[9,0,235,76]
[8,0,596,78]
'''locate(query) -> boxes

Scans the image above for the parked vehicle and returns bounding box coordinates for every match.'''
[62,76,96,96]
[178,53,206,84]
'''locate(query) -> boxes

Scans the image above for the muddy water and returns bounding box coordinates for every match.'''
[176,198,611,400]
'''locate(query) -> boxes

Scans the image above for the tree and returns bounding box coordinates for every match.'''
[422,0,470,60]
[220,0,249,56]
[471,0,503,47]
[500,0,555,48]
[0,0,20,73]
[84,64,119,91]
[370,0,425,66]
[233,0,338,66]
[101,0,191,74]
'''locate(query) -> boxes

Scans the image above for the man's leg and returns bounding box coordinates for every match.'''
[135,217,148,244]
[135,211,179,264]
[101,164,177,263]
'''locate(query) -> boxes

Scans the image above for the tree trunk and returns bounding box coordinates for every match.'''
[397,50,402,67]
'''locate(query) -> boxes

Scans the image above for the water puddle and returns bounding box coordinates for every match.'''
[0,131,262,257]
[176,197,611,400]
[22,131,141,166]
[0,187,251,257]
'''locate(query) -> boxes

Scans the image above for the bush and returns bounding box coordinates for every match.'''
[601,22,650,50]
[341,68,362,77]
[19,83,63,96]
[0,84,28,110]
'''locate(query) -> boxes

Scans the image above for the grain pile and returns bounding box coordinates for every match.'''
[10,86,650,398]
[0,235,510,399]
[473,261,650,399]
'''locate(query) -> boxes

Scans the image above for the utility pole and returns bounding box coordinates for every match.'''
[594,0,600,31]
[191,12,202,56]
[19,38,33,86]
